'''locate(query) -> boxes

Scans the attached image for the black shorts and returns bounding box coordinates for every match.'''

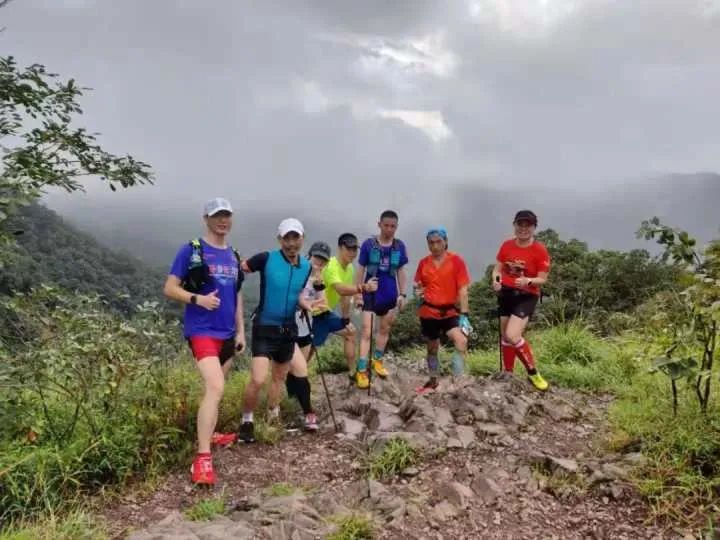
[251,325,297,364]
[498,286,538,319]
[362,300,396,317]
[420,317,459,340]
[296,334,313,348]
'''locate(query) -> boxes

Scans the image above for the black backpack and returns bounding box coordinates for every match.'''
[182,238,243,294]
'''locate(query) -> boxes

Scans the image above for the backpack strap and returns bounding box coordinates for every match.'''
[188,238,204,268]
[230,246,244,293]
[366,237,402,278]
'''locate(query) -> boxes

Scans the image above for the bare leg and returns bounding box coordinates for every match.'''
[195,357,225,454]
[242,355,269,414]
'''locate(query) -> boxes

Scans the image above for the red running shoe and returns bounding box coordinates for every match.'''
[211,432,237,446]
[415,376,439,395]
[191,454,216,485]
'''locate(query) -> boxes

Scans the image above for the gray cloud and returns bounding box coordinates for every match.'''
[1,0,719,242]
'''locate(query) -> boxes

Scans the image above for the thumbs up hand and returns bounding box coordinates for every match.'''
[198,289,221,310]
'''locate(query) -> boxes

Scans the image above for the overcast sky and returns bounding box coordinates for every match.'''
[1,0,719,223]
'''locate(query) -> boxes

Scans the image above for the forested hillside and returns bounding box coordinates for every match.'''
[1,204,167,314]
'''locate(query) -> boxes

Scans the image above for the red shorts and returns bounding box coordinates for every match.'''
[188,336,236,365]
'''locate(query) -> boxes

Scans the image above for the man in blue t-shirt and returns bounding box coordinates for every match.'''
[163,197,245,486]
[354,209,409,388]
[237,217,314,444]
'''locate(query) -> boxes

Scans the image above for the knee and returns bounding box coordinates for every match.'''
[345,324,357,339]
[248,372,265,389]
[426,340,439,355]
[205,377,225,399]
[454,334,468,353]
[504,332,521,345]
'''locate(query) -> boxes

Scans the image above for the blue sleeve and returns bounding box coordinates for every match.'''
[358,239,371,267]
[399,240,409,267]
[169,243,192,279]
[245,251,269,273]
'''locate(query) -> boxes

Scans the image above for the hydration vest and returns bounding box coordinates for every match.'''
[254,250,311,326]
[366,237,402,278]
[182,238,242,294]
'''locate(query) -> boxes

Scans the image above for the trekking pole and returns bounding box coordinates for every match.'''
[495,275,502,372]
[497,308,503,372]
[367,293,375,398]
[312,344,339,433]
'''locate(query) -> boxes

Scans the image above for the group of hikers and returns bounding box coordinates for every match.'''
[163,199,551,485]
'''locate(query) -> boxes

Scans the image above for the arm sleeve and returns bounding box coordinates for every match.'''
[245,251,269,273]
[168,244,192,280]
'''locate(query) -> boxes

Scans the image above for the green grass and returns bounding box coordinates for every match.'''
[0,510,107,540]
[311,339,349,375]
[326,512,374,540]
[607,361,720,525]
[366,438,417,480]
[467,322,639,392]
[183,496,226,521]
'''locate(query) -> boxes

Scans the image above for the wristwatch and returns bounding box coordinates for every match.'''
[190,294,198,305]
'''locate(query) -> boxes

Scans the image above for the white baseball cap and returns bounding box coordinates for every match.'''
[278,217,304,237]
[203,197,233,216]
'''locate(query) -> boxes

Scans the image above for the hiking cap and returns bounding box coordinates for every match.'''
[278,217,304,237]
[204,197,233,216]
[308,241,331,260]
[426,227,448,240]
[513,210,537,225]
[338,233,359,248]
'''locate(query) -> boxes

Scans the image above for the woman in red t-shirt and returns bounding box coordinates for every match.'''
[491,210,550,391]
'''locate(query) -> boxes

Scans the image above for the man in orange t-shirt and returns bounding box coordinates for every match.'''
[413,227,472,393]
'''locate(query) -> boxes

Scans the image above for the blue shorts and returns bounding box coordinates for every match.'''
[311,312,348,347]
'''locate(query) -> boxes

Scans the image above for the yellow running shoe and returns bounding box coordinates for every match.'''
[372,359,388,379]
[356,370,369,389]
[529,373,549,391]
